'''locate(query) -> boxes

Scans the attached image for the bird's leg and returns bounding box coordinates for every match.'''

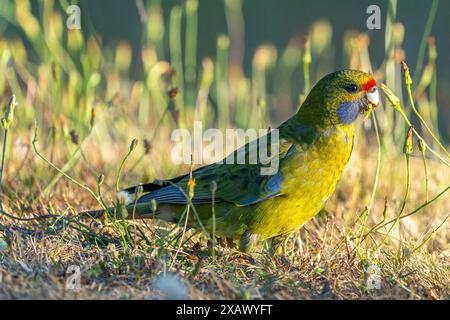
[207,236,218,255]
[239,231,260,253]
[316,207,330,226]
[269,232,293,264]
[270,233,288,256]
[226,237,238,249]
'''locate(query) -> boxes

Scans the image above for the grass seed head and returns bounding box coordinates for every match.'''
[69,129,79,145]
[2,94,17,130]
[404,126,414,155]
[97,174,105,186]
[129,138,138,152]
[401,61,413,87]
[380,84,401,111]
[417,138,426,155]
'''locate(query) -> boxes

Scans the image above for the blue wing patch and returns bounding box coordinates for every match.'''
[235,171,283,206]
[137,171,283,207]
[137,184,216,205]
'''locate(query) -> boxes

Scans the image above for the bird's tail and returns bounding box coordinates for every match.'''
[78,202,158,220]
[78,184,166,220]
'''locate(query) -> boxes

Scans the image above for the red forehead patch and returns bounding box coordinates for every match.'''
[363,78,377,91]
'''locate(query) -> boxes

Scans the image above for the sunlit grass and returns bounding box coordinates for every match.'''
[0,0,448,299]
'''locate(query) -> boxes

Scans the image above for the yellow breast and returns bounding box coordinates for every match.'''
[251,124,355,239]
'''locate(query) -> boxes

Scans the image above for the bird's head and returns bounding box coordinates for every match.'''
[299,70,379,126]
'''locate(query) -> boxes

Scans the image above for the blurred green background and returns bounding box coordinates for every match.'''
[0,0,449,141]
[90,0,450,140]
[71,1,449,77]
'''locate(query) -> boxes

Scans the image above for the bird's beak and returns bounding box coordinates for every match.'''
[366,86,379,108]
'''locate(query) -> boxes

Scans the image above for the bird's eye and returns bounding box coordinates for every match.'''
[345,84,359,93]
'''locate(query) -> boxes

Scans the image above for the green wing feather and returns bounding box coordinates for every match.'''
[130,132,294,207]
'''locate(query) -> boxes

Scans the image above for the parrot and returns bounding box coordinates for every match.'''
[91,70,379,255]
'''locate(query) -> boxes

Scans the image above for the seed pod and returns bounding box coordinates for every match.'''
[401,61,412,87]
[382,198,389,220]
[70,129,79,145]
[97,174,105,186]
[403,126,413,155]
[380,84,401,111]
[129,138,138,152]
[417,138,426,155]
[2,94,17,129]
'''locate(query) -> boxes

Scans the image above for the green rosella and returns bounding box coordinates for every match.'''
[109,70,379,253]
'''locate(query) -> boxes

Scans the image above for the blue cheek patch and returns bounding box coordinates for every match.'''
[337,101,360,124]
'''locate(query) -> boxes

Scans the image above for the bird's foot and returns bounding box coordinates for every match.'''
[239,231,260,253]
[269,233,292,256]
[268,232,294,267]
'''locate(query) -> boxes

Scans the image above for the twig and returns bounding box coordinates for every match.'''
[368,112,382,213]
[412,213,450,254]
[116,138,138,192]
[363,184,450,238]
[402,61,450,158]
[32,123,107,210]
